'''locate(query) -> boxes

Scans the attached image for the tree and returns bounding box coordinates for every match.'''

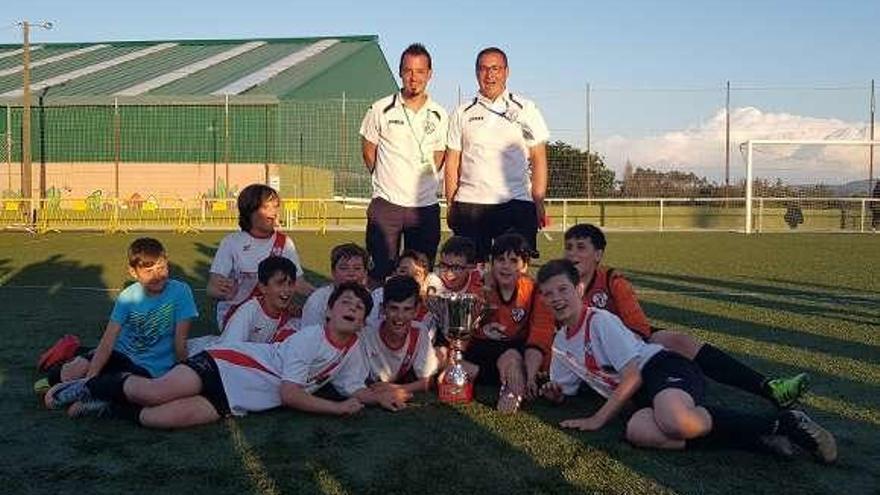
[546,140,615,198]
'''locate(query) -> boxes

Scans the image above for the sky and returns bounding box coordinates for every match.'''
[2,0,878,181]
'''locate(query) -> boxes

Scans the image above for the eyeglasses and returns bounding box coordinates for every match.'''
[477,65,506,75]
[438,262,470,273]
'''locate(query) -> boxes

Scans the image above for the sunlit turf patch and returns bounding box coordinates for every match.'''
[225,419,280,495]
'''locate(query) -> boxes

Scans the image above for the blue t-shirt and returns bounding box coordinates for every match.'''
[111,279,199,377]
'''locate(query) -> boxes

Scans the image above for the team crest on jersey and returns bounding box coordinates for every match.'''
[423,119,436,135]
[510,307,526,323]
[242,244,251,252]
[591,291,609,308]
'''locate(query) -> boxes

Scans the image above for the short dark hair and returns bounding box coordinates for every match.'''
[396,249,429,272]
[399,43,432,73]
[128,237,166,268]
[330,243,370,270]
[328,281,373,316]
[440,236,477,264]
[490,232,533,263]
[257,256,297,285]
[237,184,279,232]
[564,223,607,251]
[476,47,508,70]
[537,259,580,287]
[383,275,421,305]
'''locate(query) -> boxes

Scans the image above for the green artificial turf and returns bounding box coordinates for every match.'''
[0,231,877,494]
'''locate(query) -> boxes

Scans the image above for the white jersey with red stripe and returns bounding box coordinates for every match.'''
[361,319,438,383]
[209,230,304,327]
[550,307,663,399]
[206,324,367,416]
[425,269,483,297]
[219,297,299,344]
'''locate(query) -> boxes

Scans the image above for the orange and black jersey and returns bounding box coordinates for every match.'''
[582,266,652,338]
[474,275,556,366]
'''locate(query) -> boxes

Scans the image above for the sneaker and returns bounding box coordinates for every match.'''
[44,378,91,410]
[757,434,796,458]
[778,410,837,464]
[68,399,113,419]
[33,377,50,395]
[765,373,810,408]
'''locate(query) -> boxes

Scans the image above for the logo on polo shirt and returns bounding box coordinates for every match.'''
[424,119,436,134]
[388,119,405,125]
[468,116,484,122]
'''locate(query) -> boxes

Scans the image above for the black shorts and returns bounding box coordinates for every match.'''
[632,351,705,409]
[448,200,538,262]
[463,339,524,385]
[47,346,151,385]
[183,352,232,417]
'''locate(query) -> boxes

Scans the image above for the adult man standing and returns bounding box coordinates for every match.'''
[445,47,550,261]
[360,43,448,286]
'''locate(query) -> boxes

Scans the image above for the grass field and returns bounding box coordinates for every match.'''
[0,231,878,495]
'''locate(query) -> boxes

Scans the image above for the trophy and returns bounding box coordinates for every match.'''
[426,293,485,404]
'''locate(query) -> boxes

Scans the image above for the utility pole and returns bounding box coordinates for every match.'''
[16,20,52,200]
[585,82,592,201]
[725,81,731,190]
[870,79,875,195]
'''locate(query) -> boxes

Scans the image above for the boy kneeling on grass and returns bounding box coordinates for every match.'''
[536,259,837,463]
[45,283,407,428]
[362,275,439,401]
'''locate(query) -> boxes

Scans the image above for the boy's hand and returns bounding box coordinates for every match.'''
[335,398,364,416]
[378,387,412,411]
[540,381,565,404]
[214,275,236,300]
[560,415,606,431]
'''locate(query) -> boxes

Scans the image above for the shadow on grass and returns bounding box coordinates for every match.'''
[224,394,593,495]
[627,269,880,325]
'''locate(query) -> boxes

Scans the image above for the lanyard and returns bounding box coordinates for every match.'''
[478,97,535,141]
[401,104,433,170]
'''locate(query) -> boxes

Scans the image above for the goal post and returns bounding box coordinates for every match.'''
[742,139,880,233]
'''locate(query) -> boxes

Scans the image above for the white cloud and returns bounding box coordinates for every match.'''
[596,107,874,183]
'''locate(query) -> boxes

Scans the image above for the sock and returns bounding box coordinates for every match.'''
[690,407,777,450]
[86,373,132,403]
[694,344,767,397]
[110,403,144,424]
[46,365,63,386]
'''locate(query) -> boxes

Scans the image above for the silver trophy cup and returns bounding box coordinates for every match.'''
[426,293,485,402]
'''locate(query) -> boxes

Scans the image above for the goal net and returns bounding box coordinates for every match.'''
[742,139,880,233]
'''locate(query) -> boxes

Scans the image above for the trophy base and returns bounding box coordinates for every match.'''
[438,380,474,404]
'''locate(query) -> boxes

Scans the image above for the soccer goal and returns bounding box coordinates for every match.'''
[742,139,880,233]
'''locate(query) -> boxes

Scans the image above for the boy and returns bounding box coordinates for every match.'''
[425,236,484,296]
[46,283,407,428]
[462,233,555,412]
[301,243,374,328]
[363,275,439,398]
[188,256,300,355]
[562,223,809,408]
[367,249,433,330]
[48,238,199,386]
[537,259,837,463]
[207,184,313,330]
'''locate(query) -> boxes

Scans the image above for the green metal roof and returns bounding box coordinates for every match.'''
[0,35,396,104]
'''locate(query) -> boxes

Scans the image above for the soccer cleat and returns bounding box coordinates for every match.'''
[44,378,91,410]
[778,410,837,464]
[765,372,810,408]
[757,434,796,458]
[67,399,113,419]
[33,377,50,395]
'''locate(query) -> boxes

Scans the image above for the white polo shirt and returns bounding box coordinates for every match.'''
[360,92,449,207]
[447,91,549,204]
